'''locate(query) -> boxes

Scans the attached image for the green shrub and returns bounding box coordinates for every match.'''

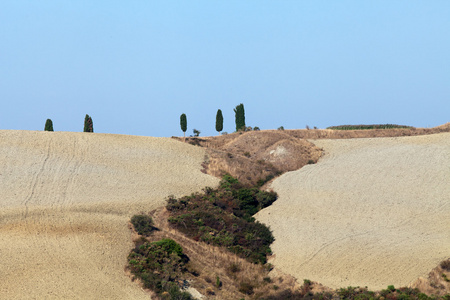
[128,238,190,297]
[216,276,222,288]
[338,286,359,299]
[220,174,239,189]
[256,190,277,209]
[130,215,155,236]
[256,174,274,187]
[193,129,200,137]
[166,175,276,264]
[154,238,184,256]
[237,188,259,216]
[165,283,193,300]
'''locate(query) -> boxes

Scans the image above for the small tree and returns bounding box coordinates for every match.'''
[215,109,223,134]
[180,113,187,140]
[44,119,54,131]
[234,103,245,131]
[84,114,94,132]
[193,129,200,137]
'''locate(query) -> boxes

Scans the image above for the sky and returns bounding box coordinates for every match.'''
[1,1,449,137]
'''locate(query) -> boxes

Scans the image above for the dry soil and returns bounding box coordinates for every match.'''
[2,129,449,298]
[0,130,219,300]
[256,132,450,290]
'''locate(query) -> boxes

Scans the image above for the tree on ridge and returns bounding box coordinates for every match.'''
[84,114,94,132]
[180,113,187,141]
[234,103,245,131]
[44,119,54,131]
[215,109,223,134]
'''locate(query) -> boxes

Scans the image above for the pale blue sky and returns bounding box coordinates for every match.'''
[1,1,449,137]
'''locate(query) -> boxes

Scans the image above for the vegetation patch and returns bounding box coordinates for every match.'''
[166,174,276,264]
[327,124,413,130]
[130,215,155,236]
[441,259,450,271]
[260,285,450,300]
[128,238,194,299]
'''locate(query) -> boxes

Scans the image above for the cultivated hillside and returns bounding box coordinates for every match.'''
[1,128,449,299]
[256,132,450,290]
[0,130,219,299]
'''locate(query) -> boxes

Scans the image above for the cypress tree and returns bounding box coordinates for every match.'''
[234,103,245,131]
[44,119,54,131]
[84,115,89,132]
[84,114,94,132]
[215,109,223,134]
[180,113,187,140]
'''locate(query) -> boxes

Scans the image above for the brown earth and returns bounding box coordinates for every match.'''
[0,130,219,300]
[180,130,323,186]
[256,132,450,291]
[411,259,450,297]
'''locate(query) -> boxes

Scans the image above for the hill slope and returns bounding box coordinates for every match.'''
[256,132,450,290]
[0,130,219,299]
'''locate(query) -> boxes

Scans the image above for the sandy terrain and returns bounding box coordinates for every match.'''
[256,132,450,290]
[0,130,219,299]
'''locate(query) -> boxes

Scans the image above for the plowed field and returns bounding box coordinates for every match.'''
[256,132,450,290]
[0,130,219,299]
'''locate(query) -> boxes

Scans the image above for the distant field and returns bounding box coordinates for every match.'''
[327,124,413,130]
[256,132,450,290]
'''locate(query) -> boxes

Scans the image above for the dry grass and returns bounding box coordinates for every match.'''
[134,207,304,299]
[179,130,323,186]
[410,259,450,296]
[285,122,450,139]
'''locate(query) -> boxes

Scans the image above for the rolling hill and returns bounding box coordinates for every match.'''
[0,130,219,299]
[1,128,449,298]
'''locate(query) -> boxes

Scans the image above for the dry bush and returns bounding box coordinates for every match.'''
[130,214,155,236]
[441,259,450,271]
[238,281,254,295]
